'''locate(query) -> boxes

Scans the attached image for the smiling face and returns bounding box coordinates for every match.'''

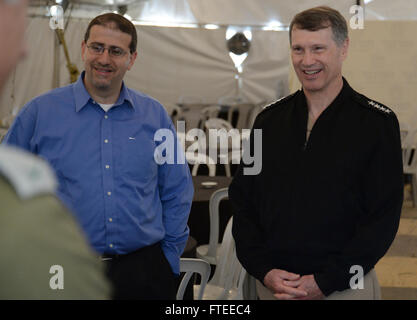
[81,24,137,99]
[290,26,348,95]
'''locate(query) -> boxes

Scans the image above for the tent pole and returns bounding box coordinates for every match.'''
[53,33,60,89]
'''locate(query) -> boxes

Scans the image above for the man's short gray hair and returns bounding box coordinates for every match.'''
[289,6,348,47]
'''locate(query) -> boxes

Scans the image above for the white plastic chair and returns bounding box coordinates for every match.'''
[204,118,237,177]
[198,105,221,129]
[194,217,247,300]
[204,117,234,131]
[177,258,211,300]
[227,103,254,129]
[196,188,228,265]
[186,151,216,176]
[170,104,184,124]
[178,96,208,130]
[401,126,417,206]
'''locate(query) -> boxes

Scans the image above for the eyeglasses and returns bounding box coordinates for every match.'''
[86,44,128,58]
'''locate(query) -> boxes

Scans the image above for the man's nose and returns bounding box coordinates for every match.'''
[301,51,315,66]
[96,49,112,63]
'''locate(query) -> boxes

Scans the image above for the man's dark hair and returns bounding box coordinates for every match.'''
[84,13,137,53]
[289,6,348,46]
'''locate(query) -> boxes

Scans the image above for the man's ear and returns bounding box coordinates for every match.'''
[126,51,138,70]
[341,37,349,61]
[81,40,86,62]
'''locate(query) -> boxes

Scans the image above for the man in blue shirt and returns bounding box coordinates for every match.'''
[3,13,194,299]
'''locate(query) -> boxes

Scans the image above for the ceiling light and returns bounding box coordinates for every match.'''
[204,24,220,30]
[263,20,286,31]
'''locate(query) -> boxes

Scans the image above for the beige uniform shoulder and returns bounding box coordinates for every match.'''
[0,145,111,299]
[0,145,57,199]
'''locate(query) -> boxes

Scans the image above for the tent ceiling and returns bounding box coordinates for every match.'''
[30,0,140,4]
[70,0,139,5]
[28,0,417,25]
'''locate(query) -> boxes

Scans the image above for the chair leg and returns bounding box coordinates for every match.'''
[412,174,417,207]
[225,163,231,177]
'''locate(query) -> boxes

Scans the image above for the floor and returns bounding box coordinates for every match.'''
[375,184,417,299]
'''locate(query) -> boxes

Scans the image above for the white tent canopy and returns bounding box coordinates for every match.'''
[28,0,417,25]
[2,0,417,130]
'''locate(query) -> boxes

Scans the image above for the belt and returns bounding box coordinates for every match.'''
[99,242,161,261]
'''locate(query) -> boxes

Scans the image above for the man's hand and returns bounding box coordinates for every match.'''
[263,269,308,300]
[283,274,325,300]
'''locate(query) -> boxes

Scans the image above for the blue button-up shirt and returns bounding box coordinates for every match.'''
[3,72,193,275]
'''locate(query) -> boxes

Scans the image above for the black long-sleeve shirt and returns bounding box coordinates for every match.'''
[229,78,404,296]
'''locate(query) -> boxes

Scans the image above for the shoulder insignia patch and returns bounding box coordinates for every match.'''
[0,145,57,200]
[367,100,392,115]
[353,93,393,116]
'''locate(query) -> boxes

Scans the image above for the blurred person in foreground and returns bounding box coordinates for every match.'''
[0,0,110,299]
[230,6,403,300]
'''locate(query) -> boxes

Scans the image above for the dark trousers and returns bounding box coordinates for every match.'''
[103,242,177,300]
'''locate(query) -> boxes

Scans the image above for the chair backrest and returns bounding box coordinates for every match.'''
[227,103,254,129]
[186,151,216,176]
[169,105,185,131]
[401,127,417,173]
[205,188,229,261]
[191,162,216,177]
[209,217,247,299]
[177,258,211,300]
[201,105,221,118]
[204,118,241,166]
[204,117,234,131]
[197,105,221,129]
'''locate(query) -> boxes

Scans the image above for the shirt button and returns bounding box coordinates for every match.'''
[107,191,111,196]
[109,244,113,248]
[109,218,113,222]
[105,165,110,169]
[104,139,109,143]
[104,115,108,119]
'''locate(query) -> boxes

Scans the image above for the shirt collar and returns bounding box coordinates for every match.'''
[298,76,352,107]
[73,71,134,112]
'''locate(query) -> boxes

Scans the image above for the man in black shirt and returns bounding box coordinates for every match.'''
[230,6,403,299]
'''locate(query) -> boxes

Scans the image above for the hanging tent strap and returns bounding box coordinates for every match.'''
[55,28,79,83]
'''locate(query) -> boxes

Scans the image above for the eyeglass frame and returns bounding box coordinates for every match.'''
[85,43,130,58]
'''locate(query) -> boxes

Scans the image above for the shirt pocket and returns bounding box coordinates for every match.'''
[119,134,158,182]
